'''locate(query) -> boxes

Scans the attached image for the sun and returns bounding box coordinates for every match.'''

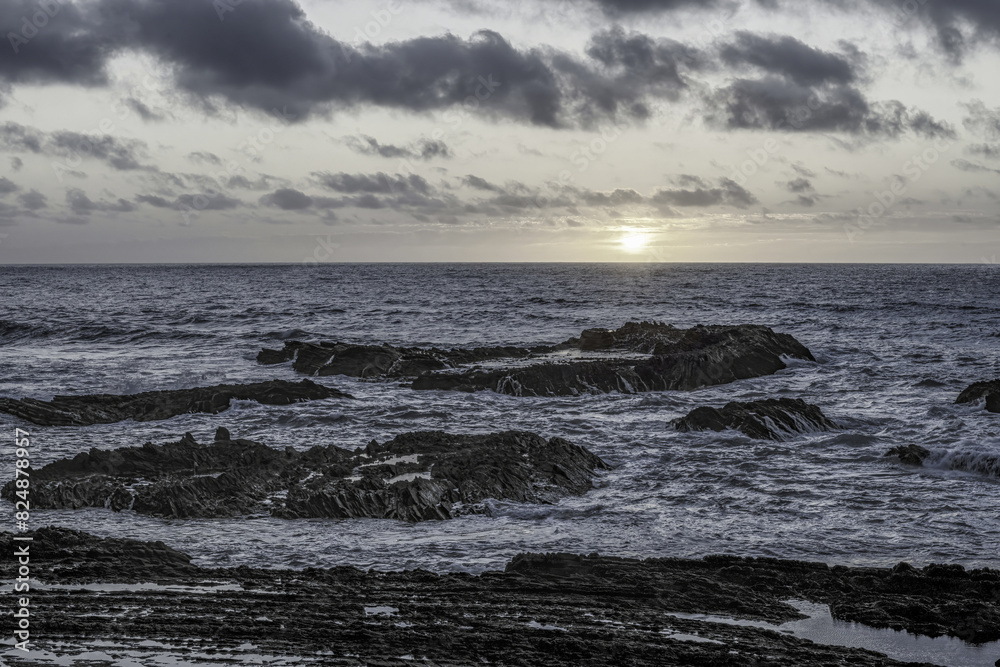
[619,230,651,253]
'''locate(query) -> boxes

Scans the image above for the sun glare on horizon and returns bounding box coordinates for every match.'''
[619,230,652,253]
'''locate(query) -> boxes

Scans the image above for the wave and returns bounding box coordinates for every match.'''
[924,449,1000,479]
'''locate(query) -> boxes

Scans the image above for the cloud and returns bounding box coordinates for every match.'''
[187,151,223,166]
[0,122,44,152]
[0,122,153,170]
[344,135,453,160]
[0,177,19,196]
[124,97,167,122]
[66,188,136,215]
[313,172,433,195]
[784,178,814,193]
[966,144,1000,160]
[962,100,1000,140]
[462,175,503,192]
[260,188,310,210]
[707,76,954,138]
[136,192,242,211]
[720,32,858,86]
[10,156,23,171]
[951,159,1000,175]
[18,190,47,210]
[651,177,758,208]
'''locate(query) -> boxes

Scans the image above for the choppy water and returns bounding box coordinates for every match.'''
[1,264,998,573]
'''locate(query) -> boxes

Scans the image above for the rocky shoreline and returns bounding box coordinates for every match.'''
[3,528,998,666]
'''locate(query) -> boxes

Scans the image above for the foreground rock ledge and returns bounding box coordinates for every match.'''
[260,322,815,395]
[0,379,352,426]
[2,528,997,666]
[957,379,1000,413]
[2,430,608,520]
[673,398,836,440]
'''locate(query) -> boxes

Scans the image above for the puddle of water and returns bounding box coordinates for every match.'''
[667,599,1000,667]
[364,605,399,616]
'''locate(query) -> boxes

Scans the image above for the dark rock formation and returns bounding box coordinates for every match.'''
[0,379,352,426]
[5,528,997,664]
[414,324,815,396]
[257,322,814,396]
[885,444,931,466]
[957,379,1000,413]
[3,431,608,521]
[673,398,835,440]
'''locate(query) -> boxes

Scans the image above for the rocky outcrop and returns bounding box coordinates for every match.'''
[7,528,999,665]
[257,340,568,377]
[257,322,814,396]
[884,444,931,466]
[413,324,815,396]
[673,398,835,440]
[4,430,608,521]
[957,379,1000,413]
[0,379,352,426]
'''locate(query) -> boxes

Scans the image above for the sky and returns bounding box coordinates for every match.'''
[0,0,998,263]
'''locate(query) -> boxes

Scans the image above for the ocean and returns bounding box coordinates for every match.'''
[1,263,998,573]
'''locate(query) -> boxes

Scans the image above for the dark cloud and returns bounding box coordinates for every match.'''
[260,188,313,210]
[136,192,242,211]
[784,178,814,193]
[791,163,817,178]
[125,97,167,122]
[313,172,433,196]
[66,188,136,215]
[962,100,1000,140]
[0,122,44,153]
[49,131,150,170]
[187,151,223,166]
[966,144,1000,160]
[18,190,47,210]
[462,175,503,192]
[707,76,954,138]
[795,194,818,207]
[720,32,857,86]
[0,177,19,196]
[951,159,1000,175]
[0,122,152,170]
[345,135,452,160]
[10,156,23,171]
[651,178,758,208]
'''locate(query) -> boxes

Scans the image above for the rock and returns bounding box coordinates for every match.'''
[0,379,352,426]
[4,431,608,521]
[414,324,815,396]
[957,379,1000,413]
[257,322,813,394]
[8,529,999,664]
[673,398,835,440]
[884,444,931,466]
[214,426,232,441]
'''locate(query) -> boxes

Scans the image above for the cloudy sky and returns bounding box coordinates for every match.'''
[0,0,998,262]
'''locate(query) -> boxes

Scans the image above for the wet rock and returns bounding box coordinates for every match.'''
[214,426,232,441]
[7,529,997,664]
[3,431,608,521]
[0,379,352,426]
[957,379,1000,413]
[673,398,835,440]
[884,444,931,466]
[414,324,815,396]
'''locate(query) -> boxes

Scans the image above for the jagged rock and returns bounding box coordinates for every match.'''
[414,324,815,396]
[0,379,352,426]
[957,379,1000,413]
[257,323,813,395]
[884,444,931,466]
[673,398,835,440]
[214,426,231,441]
[3,431,608,521]
[257,340,565,378]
